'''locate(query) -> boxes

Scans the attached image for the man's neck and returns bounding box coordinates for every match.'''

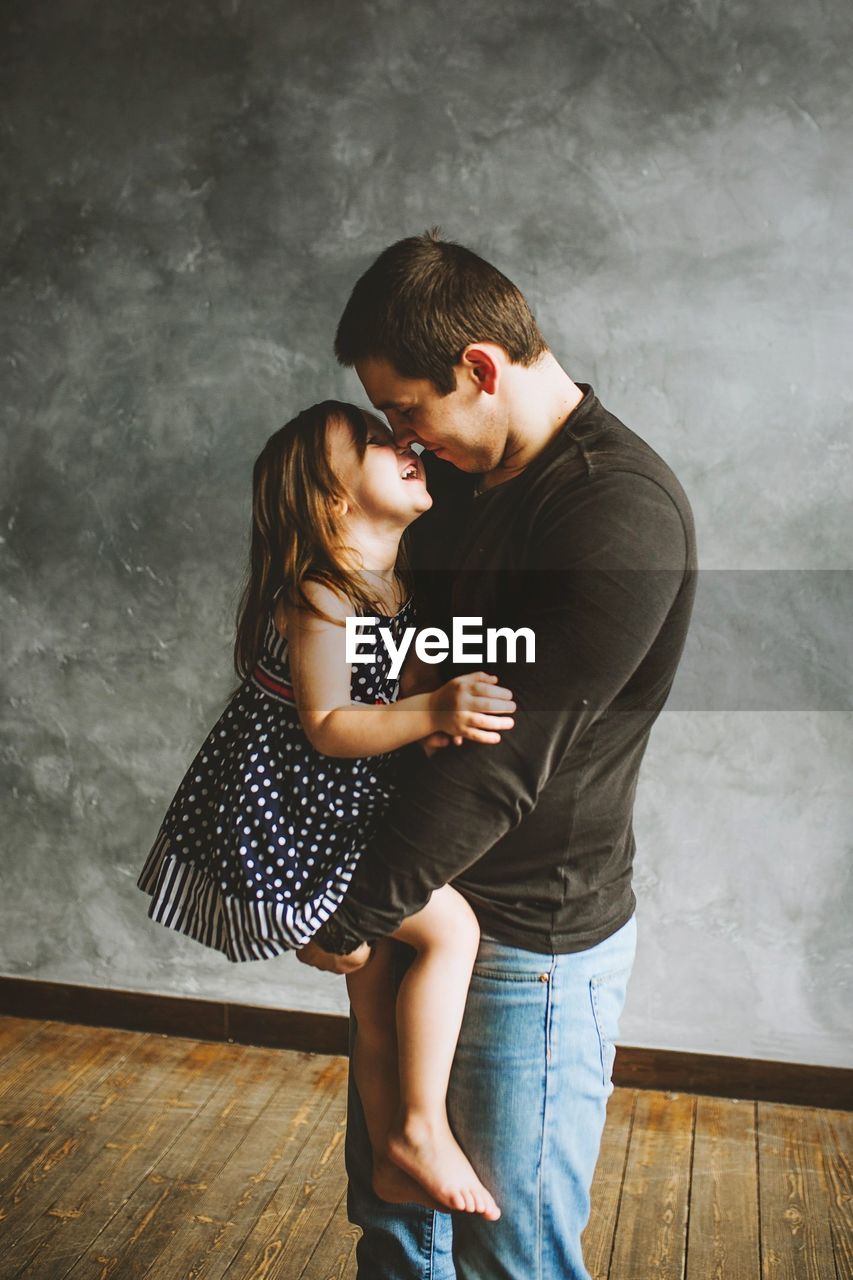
[477,356,585,494]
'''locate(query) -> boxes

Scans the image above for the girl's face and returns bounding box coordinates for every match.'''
[327,412,433,526]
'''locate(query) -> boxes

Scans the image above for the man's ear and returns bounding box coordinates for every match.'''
[460,344,499,395]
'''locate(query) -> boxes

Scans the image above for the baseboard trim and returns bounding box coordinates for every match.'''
[1,975,849,1110]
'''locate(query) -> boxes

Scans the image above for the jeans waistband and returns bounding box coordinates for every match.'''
[476,913,637,977]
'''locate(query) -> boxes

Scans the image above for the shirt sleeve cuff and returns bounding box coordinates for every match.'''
[312,912,368,956]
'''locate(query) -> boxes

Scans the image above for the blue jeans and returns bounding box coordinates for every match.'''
[345,913,637,1279]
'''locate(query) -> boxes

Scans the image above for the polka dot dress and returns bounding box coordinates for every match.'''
[137,590,416,962]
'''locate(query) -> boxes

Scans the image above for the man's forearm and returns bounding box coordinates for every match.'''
[312,855,428,954]
[311,742,515,953]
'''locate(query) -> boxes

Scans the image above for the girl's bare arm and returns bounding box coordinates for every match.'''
[285,582,515,759]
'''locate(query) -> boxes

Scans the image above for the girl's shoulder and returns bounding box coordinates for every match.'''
[301,578,354,618]
[273,578,410,638]
[275,579,355,639]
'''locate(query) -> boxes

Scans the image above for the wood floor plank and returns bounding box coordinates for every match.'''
[1,1034,220,1261]
[270,1103,348,1279]
[818,1108,852,1280]
[0,1018,48,1065]
[118,1054,348,1280]
[582,1087,636,1280]
[0,1031,186,1222]
[0,1029,158,1224]
[5,1038,243,1278]
[213,1063,350,1280]
[686,1096,760,1280]
[609,1089,695,1280]
[3,1019,851,1280]
[57,1056,286,1280]
[0,1024,149,1167]
[0,1022,117,1107]
[300,1185,359,1280]
[0,1029,216,1259]
[758,1102,836,1280]
[41,1040,276,1280]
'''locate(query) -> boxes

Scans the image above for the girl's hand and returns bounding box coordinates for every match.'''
[428,671,516,745]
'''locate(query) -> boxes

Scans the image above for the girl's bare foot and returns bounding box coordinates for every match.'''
[372,1156,445,1211]
[387,1115,501,1220]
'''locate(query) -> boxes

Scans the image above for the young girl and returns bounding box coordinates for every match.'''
[137,400,515,1220]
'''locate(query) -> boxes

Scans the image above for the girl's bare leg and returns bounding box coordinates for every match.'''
[388,885,500,1220]
[346,942,442,1210]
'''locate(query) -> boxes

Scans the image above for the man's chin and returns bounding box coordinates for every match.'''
[423,444,483,473]
[428,447,461,468]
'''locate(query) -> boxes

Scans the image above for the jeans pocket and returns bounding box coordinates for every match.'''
[590,966,632,1090]
[471,967,549,983]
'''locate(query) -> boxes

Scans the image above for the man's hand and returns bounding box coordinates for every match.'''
[420,730,464,756]
[295,939,372,974]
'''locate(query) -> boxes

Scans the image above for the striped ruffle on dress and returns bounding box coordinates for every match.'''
[136,592,414,962]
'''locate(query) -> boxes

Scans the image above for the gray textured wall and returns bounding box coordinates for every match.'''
[2,0,851,1067]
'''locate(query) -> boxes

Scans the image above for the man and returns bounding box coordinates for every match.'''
[298,230,697,1278]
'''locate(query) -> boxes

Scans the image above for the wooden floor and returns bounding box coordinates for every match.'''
[0,1016,849,1279]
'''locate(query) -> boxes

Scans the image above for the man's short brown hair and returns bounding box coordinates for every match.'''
[334,229,548,395]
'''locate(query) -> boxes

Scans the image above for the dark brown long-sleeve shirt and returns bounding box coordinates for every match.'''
[314,383,697,955]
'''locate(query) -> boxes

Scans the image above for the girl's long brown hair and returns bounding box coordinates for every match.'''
[233,400,412,681]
